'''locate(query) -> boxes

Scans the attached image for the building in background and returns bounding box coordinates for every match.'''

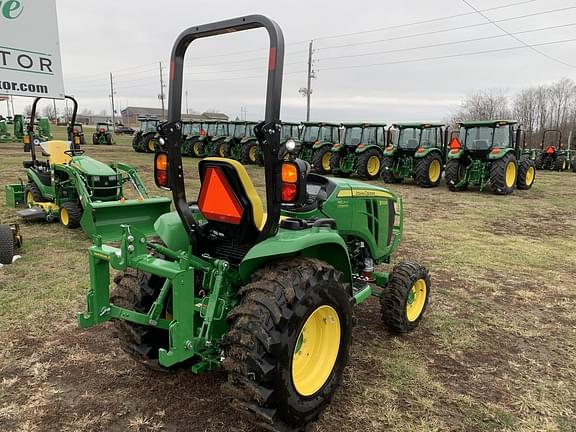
[120,107,228,127]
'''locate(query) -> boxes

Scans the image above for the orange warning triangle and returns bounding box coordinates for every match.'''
[198,167,244,224]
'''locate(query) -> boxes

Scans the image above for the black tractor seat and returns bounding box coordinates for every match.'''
[23,160,48,169]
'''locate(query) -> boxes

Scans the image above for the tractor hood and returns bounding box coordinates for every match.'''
[330,177,397,199]
[69,155,117,176]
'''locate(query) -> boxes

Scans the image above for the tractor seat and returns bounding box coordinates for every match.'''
[23,160,48,169]
[39,141,72,165]
[197,157,265,244]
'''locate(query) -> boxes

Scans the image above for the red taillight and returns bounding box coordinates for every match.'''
[156,170,168,186]
[385,145,394,151]
[99,128,105,133]
[154,152,170,189]
[358,143,365,149]
[491,148,501,154]
[417,147,425,153]
[281,183,298,202]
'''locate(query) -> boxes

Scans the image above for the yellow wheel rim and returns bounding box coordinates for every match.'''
[292,305,341,397]
[406,279,427,322]
[193,142,201,155]
[26,191,34,205]
[249,145,257,162]
[60,208,69,226]
[367,155,381,176]
[428,159,441,182]
[322,152,332,171]
[505,161,516,188]
[148,139,156,152]
[525,166,535,186]
[218,145,226,157]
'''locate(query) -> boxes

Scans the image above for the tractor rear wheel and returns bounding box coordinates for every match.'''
[572,158,576,172]
[59,202,82,229]
[534,153,543,170]
[92,134,98,145]
[381,262,431,333]
[0,225,15,265]
[415,153,443,187]
[381,156,402,183]
[490,153,517,195]
[24,183,47,205]
[111,270,172,371]
[241,142,258,164]
[106,133,113,145]
[223,257,352,432]
[356,148,382,180]
[553,155,567,171]
[191,141,205,158]
[311,146,333,174]
[517,159,536,190]
[142,134,157,153]
[215,141,231,158]
[445,159,467,191]
[132,135,143,152]
[330,152,351,177]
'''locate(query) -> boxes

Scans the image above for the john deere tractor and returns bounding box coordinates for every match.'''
[70,123,86,146]
[186,120,217,158]
[92,122,114,145]
[132,116,160,153]
[300,121,340,174]
[330,122,386,180]
[446,120,535,194]
[77,16,430,432]
[206,121,230,157]
[7,96,171,241]
[381,122,447,187]
[238,120,260,164]
[535,129,571,171]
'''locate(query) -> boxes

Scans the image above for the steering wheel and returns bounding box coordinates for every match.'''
[64,149,85,157]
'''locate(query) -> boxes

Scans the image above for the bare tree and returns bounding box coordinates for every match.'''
[548,78,576,130]
[23,105,32,117]
[452,89,510,122]
[42,105,56,120]
[80,109,93,116]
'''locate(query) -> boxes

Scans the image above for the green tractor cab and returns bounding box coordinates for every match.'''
[535,129,572,171]
[330,122,387,180]
[301,121,340,174]
[132,116,160,153]
[224,120,247,160]
[77,16,430,432]
[238,120,260,164]
[446,120,535,194]
[92,122,114,145]
[382,122,447,187]
[181,121,203,156]
[8,96,171,242]
[206,121,231,157]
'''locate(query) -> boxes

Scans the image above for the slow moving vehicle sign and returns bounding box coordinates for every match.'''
[0,0,65,99]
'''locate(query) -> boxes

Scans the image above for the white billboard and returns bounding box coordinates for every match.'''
[0,0,65,99]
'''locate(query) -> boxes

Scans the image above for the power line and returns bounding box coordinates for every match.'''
[461,0,576,68]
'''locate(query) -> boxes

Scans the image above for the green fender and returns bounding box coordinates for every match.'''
[383,146,396,157]
[312,141,334,150]
[447,149,464,160]
[26,169,54,199]
[239,227,352,284]
[487,147,515,160]
[355,144,383,154]
[414,147,443,159]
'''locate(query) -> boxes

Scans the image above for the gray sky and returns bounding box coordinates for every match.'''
[8,0,576,122]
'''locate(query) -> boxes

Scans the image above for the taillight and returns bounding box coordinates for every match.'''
[154,152,170,189]
[417,147,425,153]
[23,135,30,144]
[385,145,394,151]
[280,160,308,205]
[491,148,501,154]
[281,183,298,202]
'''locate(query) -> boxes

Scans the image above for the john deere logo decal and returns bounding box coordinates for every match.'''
[1,0,23,20]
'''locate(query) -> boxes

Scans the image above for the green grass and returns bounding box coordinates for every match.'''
[0,129,575,431]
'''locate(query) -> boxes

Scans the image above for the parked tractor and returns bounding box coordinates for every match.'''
[381,122,447,187]
[534,129,571,171]
[77,16,430,432]
[300,121,341,174]
[7,96,171,241]
[70,123,86,146]
[36,118,53,141]
[181,121,204,156]
[206,121,231,157]
[186,120,217,158]
[0,223,22,265]
[446,120,535,194]
[132,116,160,153]
[0,117,11,143]
[238,120,260,164]
[92,122,114,145]
[330,122,386,180]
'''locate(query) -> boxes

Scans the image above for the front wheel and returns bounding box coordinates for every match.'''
[223,257,353,431]
[311,146,333,174]
[415,153,443,187]
[59,202,82,229]
[356,148,382,180]
[517,159,536,190]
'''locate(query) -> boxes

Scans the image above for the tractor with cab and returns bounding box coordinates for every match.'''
[77,16,430,432]
[330,122,386,180]
[238,120,261,164]
[535,129,572,171]
[300,121,340,174]
[206,121,231,157]
[445,120,535,194]
[132,116,160,153]
[381,122,447,187]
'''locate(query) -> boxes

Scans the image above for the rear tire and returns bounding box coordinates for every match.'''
[572,158,576,173]
[517,159,536,190]
[59,202,82,229]
[240,142,258,164]
[0,225,15,265]
[106,133,113,145]
[142,134,157,153]
[223,257,352,432]
[24,182,47,205]
[192,141,205,158]
[534,153,543,170]
[381,156,402,183]
[92,134,98,145]
[381,262,431,334]
[490,153,517,195]
[329,152,350,177]
[445,159,467,191]
[132,134,144,153]
[414,153,443,187]
[215,141,231,158]
[311,146,333,174]
[553,155,567,171]
[356,148,382,180]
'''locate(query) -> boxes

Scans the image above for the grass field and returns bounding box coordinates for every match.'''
[0,127,575,432]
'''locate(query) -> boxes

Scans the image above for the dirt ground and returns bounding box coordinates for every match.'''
[0,129,575,432]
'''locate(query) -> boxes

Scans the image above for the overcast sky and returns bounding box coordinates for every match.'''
[7,0,576,122]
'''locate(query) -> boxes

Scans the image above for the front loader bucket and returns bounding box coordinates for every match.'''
[81,197,172,242]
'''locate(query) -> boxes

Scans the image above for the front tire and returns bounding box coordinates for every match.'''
[59,202,82,229]
[311,146,333,174]
[415,153,443,187]
[490,153,517,195]
[24,182,47,205]
[223,257,353,431]
[356,148,382,180]
[0,225,15,265]
[517,159,536,190]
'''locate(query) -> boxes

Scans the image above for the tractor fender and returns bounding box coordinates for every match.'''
[447,149,464,160]
[330,144,347,153]
[355,144,383,155]
[239,228,352,285]
[154,211,189,252]
[487,147,515,160]
[312,141,334,150]
[414,147,443,159]
[26,169,54,199]
[383,146,396,157]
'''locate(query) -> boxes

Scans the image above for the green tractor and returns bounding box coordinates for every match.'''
[180,121,203,156]
[0,117,11,142]
[381,122,447,187]
[238,120,260,164]
[221,120,246,160]
[300,121,341,174]
[92,122,114,145]
[206,121,231,157]
[330,122,387,180]
[185,120,217,158]
[132,116,160,153]
[534,129,572,171]
[7,96,171,241]
[0,223,22,265]
[77,16,430,432]
[70,123,86,146]
[446,120,535,194]
[34,117,53,141]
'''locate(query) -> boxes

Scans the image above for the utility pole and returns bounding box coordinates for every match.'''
[159,61,166,120]
[109,73,116,127]
[185,90,189,115]
[299,40,315,121]
[53,99,57,122]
